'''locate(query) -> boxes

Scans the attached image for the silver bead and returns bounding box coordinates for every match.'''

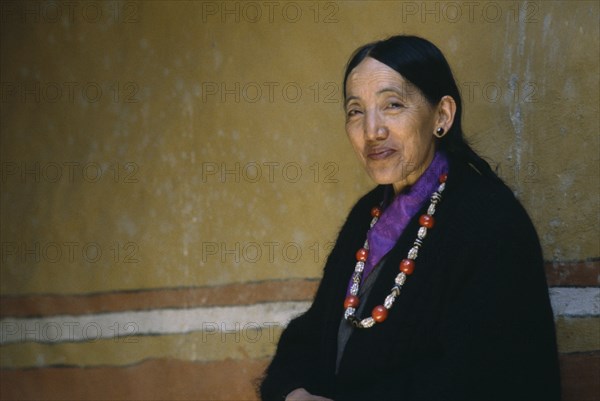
[418,226,427,239]
[408,246,419,259]
[391,285,401,296]
[352,272,361,284]
[414,238,423,247]
[344,307,355,319]
[427,203,436,215]
[364,240,369,249]
[395,272,407,286]
[438,182,446,192]
[360,317,375,328]
[370,217,378,227]
[384,294,395,309]
[350,283,359,295]
[355,261,365,272]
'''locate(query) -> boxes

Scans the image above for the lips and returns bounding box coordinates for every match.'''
[367,147,396,160]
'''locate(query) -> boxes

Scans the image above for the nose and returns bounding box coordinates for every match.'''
[364,110,387,141]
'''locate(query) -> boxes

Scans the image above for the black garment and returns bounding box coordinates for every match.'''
[260,155,561,401]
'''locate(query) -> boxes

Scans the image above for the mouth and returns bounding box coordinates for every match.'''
[367,147,396,160]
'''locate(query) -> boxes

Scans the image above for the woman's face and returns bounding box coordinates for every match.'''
[345,57,439,193]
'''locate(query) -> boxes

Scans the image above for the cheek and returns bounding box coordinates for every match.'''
[389,117,420,147]
[407,113,433,140]
[346,128,364,152]
[411,132,435,163]
[390,118,433,161]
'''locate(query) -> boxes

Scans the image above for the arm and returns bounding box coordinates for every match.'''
[260,189,381,400]
[259,305,327,400]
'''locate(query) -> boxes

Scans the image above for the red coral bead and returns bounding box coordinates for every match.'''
[344,295,360,309]
[419,214,435,228]
[372,305,388,323]
[439,173,448,183]
[356,248,368,262]
[371,207,381,218]
[400,258,415,275]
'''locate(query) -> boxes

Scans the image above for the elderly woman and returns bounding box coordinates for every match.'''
[260,35,560,401]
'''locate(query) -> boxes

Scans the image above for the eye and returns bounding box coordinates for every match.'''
[387,101,404,109]
[346,108,363,118]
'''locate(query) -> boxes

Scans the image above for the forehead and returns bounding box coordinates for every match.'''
[346,57,411,94]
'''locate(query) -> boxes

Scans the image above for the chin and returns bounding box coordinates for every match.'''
[366,170,400,186]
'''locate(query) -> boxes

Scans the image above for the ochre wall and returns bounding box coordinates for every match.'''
[1,1,598,400]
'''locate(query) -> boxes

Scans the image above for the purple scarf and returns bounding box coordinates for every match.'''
[347,151,449,295]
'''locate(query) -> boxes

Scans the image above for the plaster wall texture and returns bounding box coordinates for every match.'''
[1,1,598,400]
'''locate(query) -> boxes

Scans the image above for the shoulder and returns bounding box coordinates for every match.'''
[430,158,548,313]
[448,157,533,225]
[441,156,542,255]
[338,185,386,232]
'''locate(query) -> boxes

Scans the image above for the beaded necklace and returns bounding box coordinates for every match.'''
[343,173,448,328]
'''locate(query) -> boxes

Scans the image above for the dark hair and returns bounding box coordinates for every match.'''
[343,35,495,178]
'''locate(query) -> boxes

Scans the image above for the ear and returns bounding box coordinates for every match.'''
[434,95,457,136]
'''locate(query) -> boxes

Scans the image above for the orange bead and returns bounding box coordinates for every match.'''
[356,248,368,262]
[439,173,448,183]
[419,214,434,228]
[344,295,360,309]
[400,258,415,275]
[371,207,381,218]
[372,305,388,322]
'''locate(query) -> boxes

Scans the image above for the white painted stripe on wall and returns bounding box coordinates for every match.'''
[549,287,600,317]
[0,301,311,345]
[0,287,598,345]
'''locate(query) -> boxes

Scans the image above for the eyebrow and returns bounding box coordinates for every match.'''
[345,87,409,107]
[345,95,359,106]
